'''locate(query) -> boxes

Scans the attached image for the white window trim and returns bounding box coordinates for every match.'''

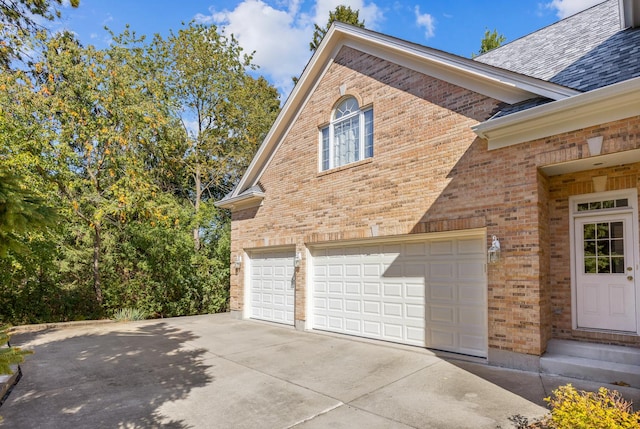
[319,103,372,172]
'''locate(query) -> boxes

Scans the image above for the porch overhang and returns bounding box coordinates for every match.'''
[539,148,640,176]
[472,76,640,150]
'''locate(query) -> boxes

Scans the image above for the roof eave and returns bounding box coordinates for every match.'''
[214,190,265,211]
[472,76,640,150]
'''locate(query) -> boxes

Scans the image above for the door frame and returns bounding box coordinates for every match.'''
[569,189,639,334]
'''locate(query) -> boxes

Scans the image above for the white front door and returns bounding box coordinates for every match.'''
[575,213,637,332]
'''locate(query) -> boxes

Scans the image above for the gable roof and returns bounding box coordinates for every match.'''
[475,0,640,91]
[216,23,578,209]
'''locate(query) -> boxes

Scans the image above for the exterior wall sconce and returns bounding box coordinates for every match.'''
[234,255,242,269]
[587,136,603,156]
[294,252,302,268]
[488,235,501,264]
[592,175,607,193]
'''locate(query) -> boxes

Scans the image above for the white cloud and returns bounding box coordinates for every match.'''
[545,0,603,19]
[198,0,382,98]
[203,0,311,97]
[414,6,435,39]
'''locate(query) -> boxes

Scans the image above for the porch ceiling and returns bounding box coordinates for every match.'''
[539,148,640,176]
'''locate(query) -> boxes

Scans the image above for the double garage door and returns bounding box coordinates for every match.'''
[249,233,487,357]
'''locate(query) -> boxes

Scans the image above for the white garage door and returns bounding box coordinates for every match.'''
[311,234,487,357]
[250,249,295,325]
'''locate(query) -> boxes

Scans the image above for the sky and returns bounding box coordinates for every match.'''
[54,0,604,99]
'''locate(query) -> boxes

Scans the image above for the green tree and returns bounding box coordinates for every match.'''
[26,29,170,305]
[0,0,80,68]
[472,28,506,58]
[310,5,365,52]
[155,23,280,250]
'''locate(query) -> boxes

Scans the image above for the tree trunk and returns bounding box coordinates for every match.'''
[93,222,103,304]
[193,165,202,251]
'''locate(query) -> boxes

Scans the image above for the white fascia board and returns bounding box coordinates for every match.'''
[473,76,640,150]
[214,190,266,210]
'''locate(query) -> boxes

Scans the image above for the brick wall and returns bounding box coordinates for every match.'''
[230,45,640,356]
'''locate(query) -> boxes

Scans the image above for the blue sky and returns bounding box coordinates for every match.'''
[55,0,603,97]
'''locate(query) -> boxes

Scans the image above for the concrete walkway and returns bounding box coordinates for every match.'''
[1,313,638,428]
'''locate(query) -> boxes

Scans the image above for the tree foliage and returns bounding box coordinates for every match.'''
[472,28,506,58]
[0,0,80,68]
[310,5,365,52]
[0,20,280,324]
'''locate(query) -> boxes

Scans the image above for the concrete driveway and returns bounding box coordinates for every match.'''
[0,313,633,428]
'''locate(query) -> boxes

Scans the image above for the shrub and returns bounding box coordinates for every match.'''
[543,384,640,429]
[111,308,148,322]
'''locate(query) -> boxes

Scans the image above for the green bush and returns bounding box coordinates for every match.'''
[543,384,640,429]
[111,308,148,322]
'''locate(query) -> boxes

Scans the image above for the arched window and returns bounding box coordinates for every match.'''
[320,97,373,171]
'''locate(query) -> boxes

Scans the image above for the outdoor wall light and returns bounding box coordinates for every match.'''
[488,235,501,264]
[234,255,242,269]
[587,136,603,156]
[294,252,302,268]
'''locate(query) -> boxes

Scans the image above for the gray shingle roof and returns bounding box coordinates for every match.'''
[475,0,640,91]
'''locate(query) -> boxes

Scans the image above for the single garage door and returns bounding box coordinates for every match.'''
[250,249,295,325]
[311,234,487,357]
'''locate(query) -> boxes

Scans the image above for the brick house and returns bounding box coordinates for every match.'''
[217,0,640,379]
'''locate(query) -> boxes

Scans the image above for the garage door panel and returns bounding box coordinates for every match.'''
[345,282,360,294]
[458,238,484,254]
[250,250,295,326]
[363,264,381,277]
[328,298,343,311]
[459,285,484,302]
[383,302,403,317]
[363,283,380,295]
[328,282,343,294]
[363,320,382,335]
[384,323,403,339]
[406,283,425,298]
[345,319,361,333]
[430,283,455,300]
[345,265,361,277]
[431,240,454,255]
[431,262,455,278]
[406,303,424,319]
[383,283,402,297]
[312,235,487,355]
[430,306,455,323]
[345,299,361,312]
[430,329,456,349]
[458,261,484,279]
[406,242,427,256]
[363,300,381,315]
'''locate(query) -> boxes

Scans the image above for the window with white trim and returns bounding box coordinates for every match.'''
[320,97,373,171]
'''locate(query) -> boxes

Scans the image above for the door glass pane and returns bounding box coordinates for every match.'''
[583,220,626,274]
[597,223,609,239]
[583,224,595,240]
[584,240,596,256]
[584,257,597,274]
[611,239,624,256]
[611,222,623,238]
[612,257,625,273]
